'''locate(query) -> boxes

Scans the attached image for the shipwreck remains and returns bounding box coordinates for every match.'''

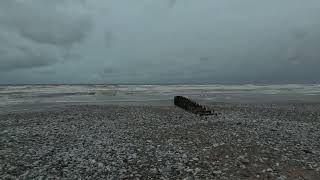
[174,96,217,116]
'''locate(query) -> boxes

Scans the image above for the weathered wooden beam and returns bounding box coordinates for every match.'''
[174,96,217,116]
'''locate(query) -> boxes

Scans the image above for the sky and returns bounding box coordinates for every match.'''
[0,0,320,84]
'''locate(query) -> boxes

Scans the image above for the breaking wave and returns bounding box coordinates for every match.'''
[1,84,320,106]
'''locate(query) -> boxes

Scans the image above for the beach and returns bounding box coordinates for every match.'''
[2,0,320,178]
[1,103,320,179]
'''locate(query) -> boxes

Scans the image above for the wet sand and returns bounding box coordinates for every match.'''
[1,103,320,179]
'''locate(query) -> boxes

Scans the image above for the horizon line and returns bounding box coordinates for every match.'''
[1,82,319,86]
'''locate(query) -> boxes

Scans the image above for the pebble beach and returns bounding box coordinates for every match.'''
[1,103,320,179]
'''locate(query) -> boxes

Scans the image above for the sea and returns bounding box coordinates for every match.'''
[1,84,320,113]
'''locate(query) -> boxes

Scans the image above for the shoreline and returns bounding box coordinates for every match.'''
[2,100,320,115]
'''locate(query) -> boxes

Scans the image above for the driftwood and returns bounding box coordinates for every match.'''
[174,96,217,116]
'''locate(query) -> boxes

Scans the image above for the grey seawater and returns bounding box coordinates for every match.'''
[1,84,320,113]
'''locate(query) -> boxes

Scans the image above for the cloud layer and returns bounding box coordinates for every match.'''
[0,0,91,71]
[1,0,320,84]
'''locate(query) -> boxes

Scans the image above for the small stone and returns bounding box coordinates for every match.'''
[195,168,201,173]
[212,170,222,175]
[240,164,246,169]
[1,130,9,134]
[163,166,172,173]
[119,174,128,179]
[276,175,287,180]
[20,170,30,177]
[241,159,250,165]
[183,176,193,180]
[253,163,259,167]
[266,168,273,172]
[98,162,104,168]
[182,154,188,159]
[120,169,127,174]
[106,165,111,171]
[177,163,184,171]
[192,157,199,161]
[132,153,137,159]
[185,168,193,173]
[306,164,314,170]
[33,160,40,166]
[38,176,45,180]
[302,149,313,154]
[213,143,219,148]
[150,168,157,174]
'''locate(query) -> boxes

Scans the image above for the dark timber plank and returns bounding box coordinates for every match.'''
[174,96,217,116]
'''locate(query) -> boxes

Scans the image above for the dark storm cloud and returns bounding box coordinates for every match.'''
[0,0,92,46]
[285,30,320,66]
[19,18,91,46]
[294,29,308,40]
[0,29,64,71]
[104,31,113,48]
[168,0,178,8]
[0,0,92,71]
[103,67,117,74]
[199,57,210,63]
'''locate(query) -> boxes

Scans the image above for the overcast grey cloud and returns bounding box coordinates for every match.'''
[0,0,320,84]
[0,0,91,72]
